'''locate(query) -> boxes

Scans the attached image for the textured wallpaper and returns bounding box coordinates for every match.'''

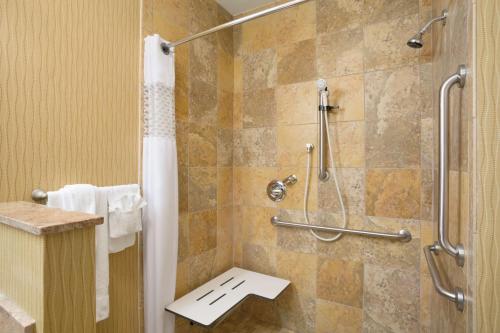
[0,0,141,332]
[0,0,140,202]
[476,0,500,331]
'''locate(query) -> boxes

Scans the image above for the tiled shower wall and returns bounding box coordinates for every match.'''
[232,0,435,332]
[143,0,235,331]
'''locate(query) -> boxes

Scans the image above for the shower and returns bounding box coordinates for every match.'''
[407,9,448,48]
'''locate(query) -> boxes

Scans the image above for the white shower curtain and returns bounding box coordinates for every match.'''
[143,34,178,333]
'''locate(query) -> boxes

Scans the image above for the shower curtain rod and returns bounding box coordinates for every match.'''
[160,0,312,54]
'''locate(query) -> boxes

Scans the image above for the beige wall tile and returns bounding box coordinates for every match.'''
[190,37,217,84]
[217,167,233,208]
[240,1,316,53]
[315,299,362,333]
[318,168,365,215]
[234,128,277,167]
[317,257,364,308]
[217,128,233,167]
[189,79,217,124]
[276,288,316,333]
[363,0,419,23]
[188,167,217,211]
[365,66,421,168]
[317,0,364,34]
[277,167,318,211]
[233,167,277,207]
[329,121,365,168]
[218,49,234,93]
[218,90,233,129]
[366,168,421,219]
[240,206,278,247]
[363,265,419,332]
[178,213,189,262]
[315,214,364,260]
[276,124,318,168]
[277,209,318,254]
[276,81,317,126]
[242,48,277,92]
[363,15,420,71]
[188,123,217,167]
[276,250,317,297]
[277,39,317,85]
[317,28,364,77]
[327,74,365,122]
[188,249,216,289]
[242,243,276,275]
[175,260,189,299]
[188,209,217,256]
[242,88,276,128]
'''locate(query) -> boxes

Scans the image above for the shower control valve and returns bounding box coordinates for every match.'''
[267,175,298,202]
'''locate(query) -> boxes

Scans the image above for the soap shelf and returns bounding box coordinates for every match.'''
[165,267,290,328]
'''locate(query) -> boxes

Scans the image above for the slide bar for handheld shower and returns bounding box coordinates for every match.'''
[271,216,412,242]
[438,65,466,267]
[160,0,312,54]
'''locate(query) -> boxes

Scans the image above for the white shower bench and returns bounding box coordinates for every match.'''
[165,267,290,328]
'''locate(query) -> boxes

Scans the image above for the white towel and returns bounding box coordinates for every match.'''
[105,184,145,253]
[47,184,109,322]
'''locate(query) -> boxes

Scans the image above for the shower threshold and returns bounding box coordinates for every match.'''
[165,267,290,328]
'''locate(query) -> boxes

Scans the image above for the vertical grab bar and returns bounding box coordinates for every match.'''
[424,243,465,311]
[438,65,467,267]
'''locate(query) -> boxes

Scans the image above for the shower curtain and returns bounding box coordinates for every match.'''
[143,34,178,333]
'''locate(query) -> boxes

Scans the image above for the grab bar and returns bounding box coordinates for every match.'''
[270,216,412,242]
[424,243,465,311]
[438,65,466,266]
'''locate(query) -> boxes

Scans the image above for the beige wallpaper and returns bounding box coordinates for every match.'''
[476,0,500,331]
[0,0,142,332]
[0,223,96,333]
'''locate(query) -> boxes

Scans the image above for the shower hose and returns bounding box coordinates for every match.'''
[304,111,347,242]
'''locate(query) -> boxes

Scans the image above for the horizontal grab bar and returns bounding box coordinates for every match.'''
[270,216,411,242]
[424,243,464,311]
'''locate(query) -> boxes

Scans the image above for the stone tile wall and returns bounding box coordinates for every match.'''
[232,0,434,332]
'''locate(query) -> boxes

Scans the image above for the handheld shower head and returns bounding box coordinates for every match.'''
[407,9,448,48]
[316,79,327,91]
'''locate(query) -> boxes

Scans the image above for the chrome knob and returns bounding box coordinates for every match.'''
[267,175,297,202]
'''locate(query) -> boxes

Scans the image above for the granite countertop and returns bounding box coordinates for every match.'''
[0,293,36,333]
[0,201,103,236]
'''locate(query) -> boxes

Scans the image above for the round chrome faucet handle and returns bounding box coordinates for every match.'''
[267,175,298,202]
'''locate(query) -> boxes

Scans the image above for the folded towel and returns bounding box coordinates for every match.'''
[47,184,109,322]
[95,188,110,321]
[105,184,145,253]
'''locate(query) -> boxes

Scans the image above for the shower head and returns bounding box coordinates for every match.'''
[316,79,327,91]
[407,33,424,48]
[407,9,448,49]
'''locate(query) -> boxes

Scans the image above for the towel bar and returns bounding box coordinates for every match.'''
[271,216,412,242]
[424,243,464,311]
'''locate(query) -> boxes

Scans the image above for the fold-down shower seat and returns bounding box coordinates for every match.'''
[165,267,290,328]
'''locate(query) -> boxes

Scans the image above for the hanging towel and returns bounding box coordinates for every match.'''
[143,34,178,333]
[105,184,146,253]
[47,184,110,322]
